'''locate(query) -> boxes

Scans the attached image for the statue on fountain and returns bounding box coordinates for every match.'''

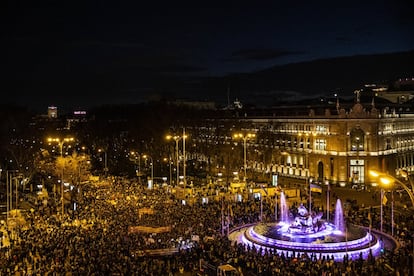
[289,203,326,234]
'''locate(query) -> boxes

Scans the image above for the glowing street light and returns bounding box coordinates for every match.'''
[130,151,141,178]
[369,170,391,233]
[47,137,74,217]
[400,169,414,193]
[233,133,256,181]
[369,170,414,207]
[98,148,108,177]
[47,137,74,158]
[369,169,414,234]
[166,135,181,186]
[142,155,153,188]
[166,130,188,187]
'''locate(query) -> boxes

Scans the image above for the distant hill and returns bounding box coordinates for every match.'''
[199,50,414,107]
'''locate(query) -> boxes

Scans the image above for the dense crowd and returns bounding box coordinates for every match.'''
[0,177,413,275]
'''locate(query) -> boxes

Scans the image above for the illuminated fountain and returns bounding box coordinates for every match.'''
[334,198,345,232]
[230,193,397,261]
[279,191,289,223]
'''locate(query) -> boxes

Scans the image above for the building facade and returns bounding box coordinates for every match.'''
[197,97,414,188]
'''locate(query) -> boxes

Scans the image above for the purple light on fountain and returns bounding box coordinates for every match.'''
[280,191,289,223]
[230,196,396,262]
[334,199,345,232]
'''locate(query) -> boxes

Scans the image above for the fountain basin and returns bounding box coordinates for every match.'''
[229,196,397,261]
[244,222,379,253]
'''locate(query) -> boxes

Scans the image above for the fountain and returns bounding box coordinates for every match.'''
[279,191,289,223]
[229,196,397,261]
[334,199,345,233]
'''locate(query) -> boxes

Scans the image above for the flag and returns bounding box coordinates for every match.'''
[310,183,322,193]
[382,194,388,205]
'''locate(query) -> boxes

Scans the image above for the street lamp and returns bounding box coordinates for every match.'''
[400,169,414,193]
[166,130,188,187]
[325,179,330,221]
[369,170,414,208]
[182,128,187,190]
[368,170,414,272]
[130,151,141,180]
[6,170,19,222]
[47,137,74,217]
[233,133,256,182]
[164,157,173,186]
[308,177,313,213]
[98,149,108,177]
[369,169,414,234]
[143,155,153,188]
[78,154,87,185]
[48,137,74,157]
[166,134,182,186]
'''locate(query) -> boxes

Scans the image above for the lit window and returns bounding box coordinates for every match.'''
[315,139,326,150]
[350,128,365,151]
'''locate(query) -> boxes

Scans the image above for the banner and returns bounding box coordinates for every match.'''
[138,208,155,218]
[128,225,171,234]
[310,183,322,193]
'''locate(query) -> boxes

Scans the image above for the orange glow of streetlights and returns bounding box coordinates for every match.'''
[233,133,256,181]
[47,136,74,217]
[166,132,188,186]
[142,154,153,187]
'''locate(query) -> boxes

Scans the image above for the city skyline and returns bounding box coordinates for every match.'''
[2,1,414,111]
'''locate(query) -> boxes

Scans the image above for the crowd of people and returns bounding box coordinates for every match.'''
[0,177,413,275]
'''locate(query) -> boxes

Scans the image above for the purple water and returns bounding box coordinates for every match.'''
[334,198,345,232]
[280,191,289,223]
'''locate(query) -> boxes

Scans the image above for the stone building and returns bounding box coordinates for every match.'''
[194,94,414,188]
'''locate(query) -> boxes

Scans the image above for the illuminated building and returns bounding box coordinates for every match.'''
[48,106,58,118]
[195,92,414,187]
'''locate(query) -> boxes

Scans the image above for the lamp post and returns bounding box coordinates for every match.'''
[166,134,182,186]
[98,149,108,177]
[78,154,86,185]
[6,170,19,223]
[369,169,413,233]
[233,133,256,182]
[400,169,414,192]
[164,157,173,186]
[182,128,187,190]
[369,170,414,207]
[130,151,142,184]
[275,189,278,222]
[143,155,153,188]
[308,177,313,213]
[326,179,330,221]
[48,137,74,217]
[391,189,394,236]
[380,188,385,232]
[166,131,188,187]
[260,191,263,222]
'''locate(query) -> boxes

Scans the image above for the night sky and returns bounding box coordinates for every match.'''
[2,1,414,112]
